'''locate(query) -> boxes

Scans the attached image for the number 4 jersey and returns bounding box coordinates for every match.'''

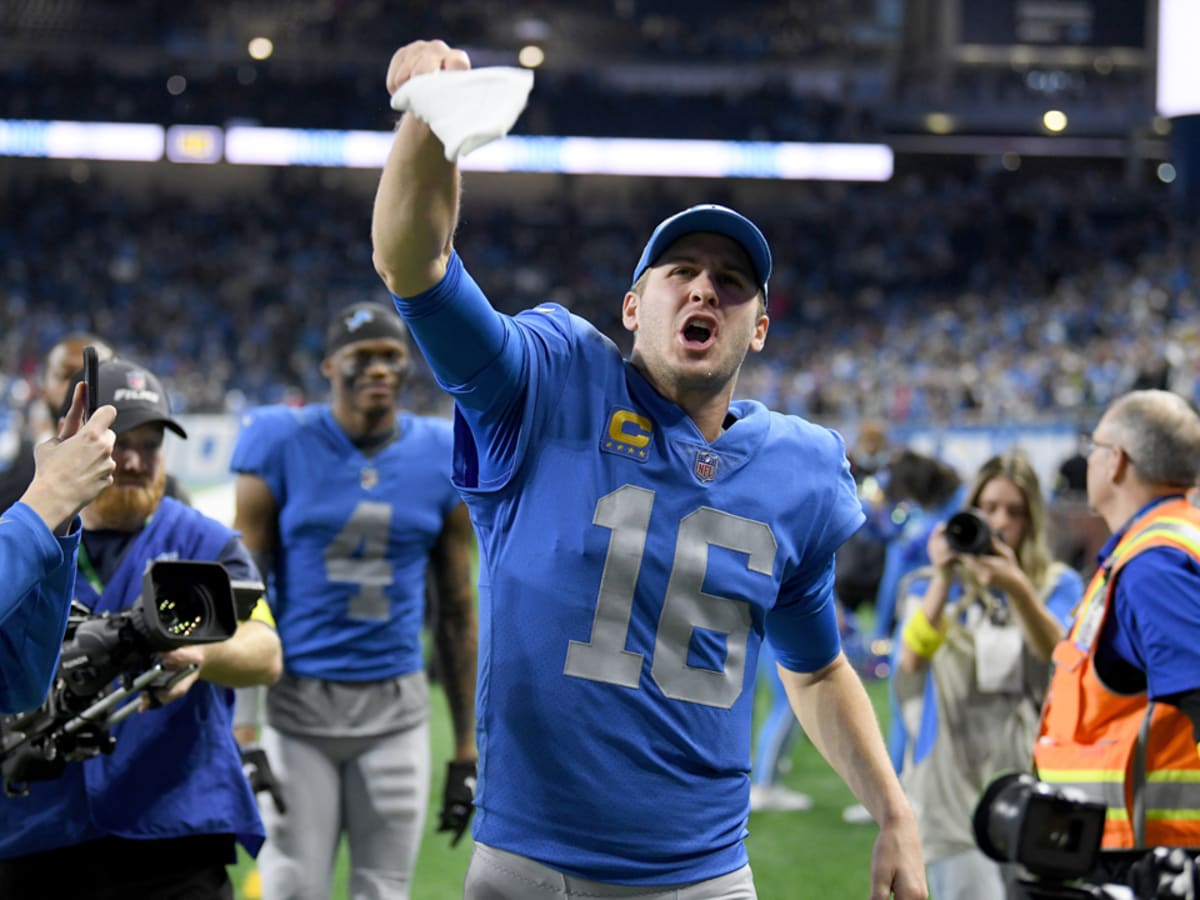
[230,405,460,681]
[392,253,865,886]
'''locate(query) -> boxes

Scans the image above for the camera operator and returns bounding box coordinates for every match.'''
[1035,390,1200,877]
[892,450,1083,900]
[0,359,283,900]
[0,381,116,713]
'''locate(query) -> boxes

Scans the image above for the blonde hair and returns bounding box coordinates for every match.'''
[965,449,1053,592]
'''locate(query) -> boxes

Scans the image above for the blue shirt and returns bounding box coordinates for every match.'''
[1094,495,1200,699]
[0,503,79,713]
[393,252,864,885]
[0,498,266,859]
[230,404,459,681]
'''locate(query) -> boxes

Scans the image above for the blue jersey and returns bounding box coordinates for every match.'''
[394,254,864,885]
[0,498,264,858]
[0,502,79,714]
[230,404,459,681]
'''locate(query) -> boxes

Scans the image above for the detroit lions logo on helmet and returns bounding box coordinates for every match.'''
[345,309,375,332]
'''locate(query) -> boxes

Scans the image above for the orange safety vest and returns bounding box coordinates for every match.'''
[1034,497,1200,850]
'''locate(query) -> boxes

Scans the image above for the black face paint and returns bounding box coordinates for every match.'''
[338,350,408,383]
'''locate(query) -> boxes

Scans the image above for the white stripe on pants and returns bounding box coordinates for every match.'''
[257,720,431,900]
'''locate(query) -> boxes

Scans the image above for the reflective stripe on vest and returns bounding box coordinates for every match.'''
[1036,498,1200,849]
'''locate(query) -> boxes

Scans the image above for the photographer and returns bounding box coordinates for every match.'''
[0,382,116,713]
[892,451,1083,900]
[0,360,283,900]
[1035,390,1200,868]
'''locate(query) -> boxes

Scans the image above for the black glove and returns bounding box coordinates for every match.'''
[240,744,287,815]
[438,759,477,846]
[1128,847,1199,900]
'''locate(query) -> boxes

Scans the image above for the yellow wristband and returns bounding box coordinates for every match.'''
[248,597,276,629]
[902,608,947,660]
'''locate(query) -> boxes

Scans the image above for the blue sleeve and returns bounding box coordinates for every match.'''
[765,558,842,673]
[1044,566,1083,629]
[391,251,527,414]
[1110,547,1200,698]
[215,536,261,585]
[0,503,79,713]
[230,405,297,502]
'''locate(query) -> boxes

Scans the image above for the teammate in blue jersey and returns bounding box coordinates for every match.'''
[0,381,115,713]
[371,39,927,900]
[0,359,283,900]
[230,301,477,900]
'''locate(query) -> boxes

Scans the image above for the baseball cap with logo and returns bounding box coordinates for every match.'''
[63,359,187,438]
[630,204,773,303]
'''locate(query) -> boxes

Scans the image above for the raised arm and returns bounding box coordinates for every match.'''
[22,383,117,535]
[372,39,471,298]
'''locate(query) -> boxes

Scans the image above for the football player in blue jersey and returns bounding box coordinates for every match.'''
[370,39,927,900]
[230,301,477,900]
[0,359,283,899]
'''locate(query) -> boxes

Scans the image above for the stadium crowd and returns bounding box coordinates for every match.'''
[1,164,1195,434]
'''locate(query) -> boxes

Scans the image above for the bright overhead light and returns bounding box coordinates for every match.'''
[518,45,545,68]
[1042,109,1068,132]
[248,37,274,60]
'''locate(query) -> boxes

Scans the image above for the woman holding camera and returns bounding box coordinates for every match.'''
[892,450,1083,900]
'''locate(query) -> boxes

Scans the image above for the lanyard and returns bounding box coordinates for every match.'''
[76,540,105,595]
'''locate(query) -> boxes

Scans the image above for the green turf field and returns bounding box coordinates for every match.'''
[231,676,892,899]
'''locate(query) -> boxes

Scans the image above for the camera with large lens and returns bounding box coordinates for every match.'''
[945,508,994,555]
[0,560,244,795]
[974,772,1106,889]
[974,772,1200,899]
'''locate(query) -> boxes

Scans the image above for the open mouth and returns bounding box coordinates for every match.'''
[680,316,717,350]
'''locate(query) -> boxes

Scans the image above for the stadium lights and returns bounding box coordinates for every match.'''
[248,37,274,61]
[0,120,164,161]
[0,118,896,181]
[518,45,545,68]
[222,126,896,180]
[1042,109,1068,132]
[924,113,955,135]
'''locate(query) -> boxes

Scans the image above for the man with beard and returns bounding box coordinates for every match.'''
[0,334,190,511]
[230,302,477,900]
[0,358,283,900]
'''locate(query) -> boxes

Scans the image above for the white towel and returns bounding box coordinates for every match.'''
[390,67,535,162]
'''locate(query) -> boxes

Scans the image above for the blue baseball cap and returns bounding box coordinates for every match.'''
[630,204,772,303]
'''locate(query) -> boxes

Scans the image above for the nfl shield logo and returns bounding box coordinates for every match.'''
[360,466,379,490]
[126,370,147,390]
[693,450,719,483]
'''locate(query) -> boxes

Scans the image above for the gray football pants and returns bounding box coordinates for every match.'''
[256,721,431,900]
[464,842,758,899]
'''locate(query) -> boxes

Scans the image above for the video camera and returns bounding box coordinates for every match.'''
[0,561,257,796]
[974,772,1200,900]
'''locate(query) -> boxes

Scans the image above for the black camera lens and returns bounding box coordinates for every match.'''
[973,772,1106,882]
[945,509,993,555]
